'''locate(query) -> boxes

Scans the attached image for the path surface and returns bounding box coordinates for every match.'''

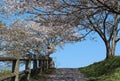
[44,68,88,81]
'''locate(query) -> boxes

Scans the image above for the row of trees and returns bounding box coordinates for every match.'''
[0,18,81,58]
[0,0,120,59]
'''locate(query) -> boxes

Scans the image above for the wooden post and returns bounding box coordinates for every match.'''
[42,59,45,71]
[48,57,51,69]
[44,58,46,70]
[39,59,42,73]
[44,57,48,70]
[11,59,19,81]
[33,55,37,70]
[25,59,31,80]
[46,57,49,69]
[33,60,37,70]
[32,55,37,75]
[50,57,54,68]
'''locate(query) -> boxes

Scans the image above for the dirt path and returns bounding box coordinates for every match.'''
[44,68,88,81]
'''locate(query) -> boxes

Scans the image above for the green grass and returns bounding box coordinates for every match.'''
[0,68,55,81]
[0,71,11,81]
[19,68,56,81]
[79,56,120,81]
[0,70,11,77]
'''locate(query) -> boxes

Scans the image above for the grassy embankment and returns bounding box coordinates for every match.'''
[79,56,120,81]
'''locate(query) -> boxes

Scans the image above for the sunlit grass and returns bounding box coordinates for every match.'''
[79,56,120,81]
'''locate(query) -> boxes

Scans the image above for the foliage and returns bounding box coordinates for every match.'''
[79,56,120,81]
[0,17,82,58]
[0,0,120,59]
[0,23,35,57]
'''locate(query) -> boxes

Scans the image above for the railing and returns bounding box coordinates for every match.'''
[0,55,54,81]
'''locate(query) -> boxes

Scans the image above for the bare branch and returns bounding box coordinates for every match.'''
[103,12,109,35]
[96,0,120,14]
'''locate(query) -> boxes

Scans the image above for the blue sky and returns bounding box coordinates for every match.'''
[51,34,120,68]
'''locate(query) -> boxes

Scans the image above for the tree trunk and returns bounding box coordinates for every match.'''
[105,41,116,59]
[106,47,113,59]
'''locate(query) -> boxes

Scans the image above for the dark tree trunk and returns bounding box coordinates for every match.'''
[106,45,113,59]
[105,41,116,59]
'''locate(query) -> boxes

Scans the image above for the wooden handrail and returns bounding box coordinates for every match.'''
[0,73,15,81]
[0,57,16,61]
[0,56,54,81]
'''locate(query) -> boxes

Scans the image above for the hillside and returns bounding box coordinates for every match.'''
[79,56,120,81]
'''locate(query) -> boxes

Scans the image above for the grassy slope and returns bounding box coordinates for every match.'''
[79,56,120,81]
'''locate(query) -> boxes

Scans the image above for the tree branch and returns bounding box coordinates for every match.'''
[87,16,106,42]
[109,15,119,42]
[96,0,120,14]
[116,37,120,42]
[103,12,108,35]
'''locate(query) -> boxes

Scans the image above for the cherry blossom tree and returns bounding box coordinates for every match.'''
[1,0,120,59]
[0,18,82,58]
[45,0,120,59]
[0,22,33,58]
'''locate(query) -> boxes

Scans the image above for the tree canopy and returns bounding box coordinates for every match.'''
[0,0,120,59]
